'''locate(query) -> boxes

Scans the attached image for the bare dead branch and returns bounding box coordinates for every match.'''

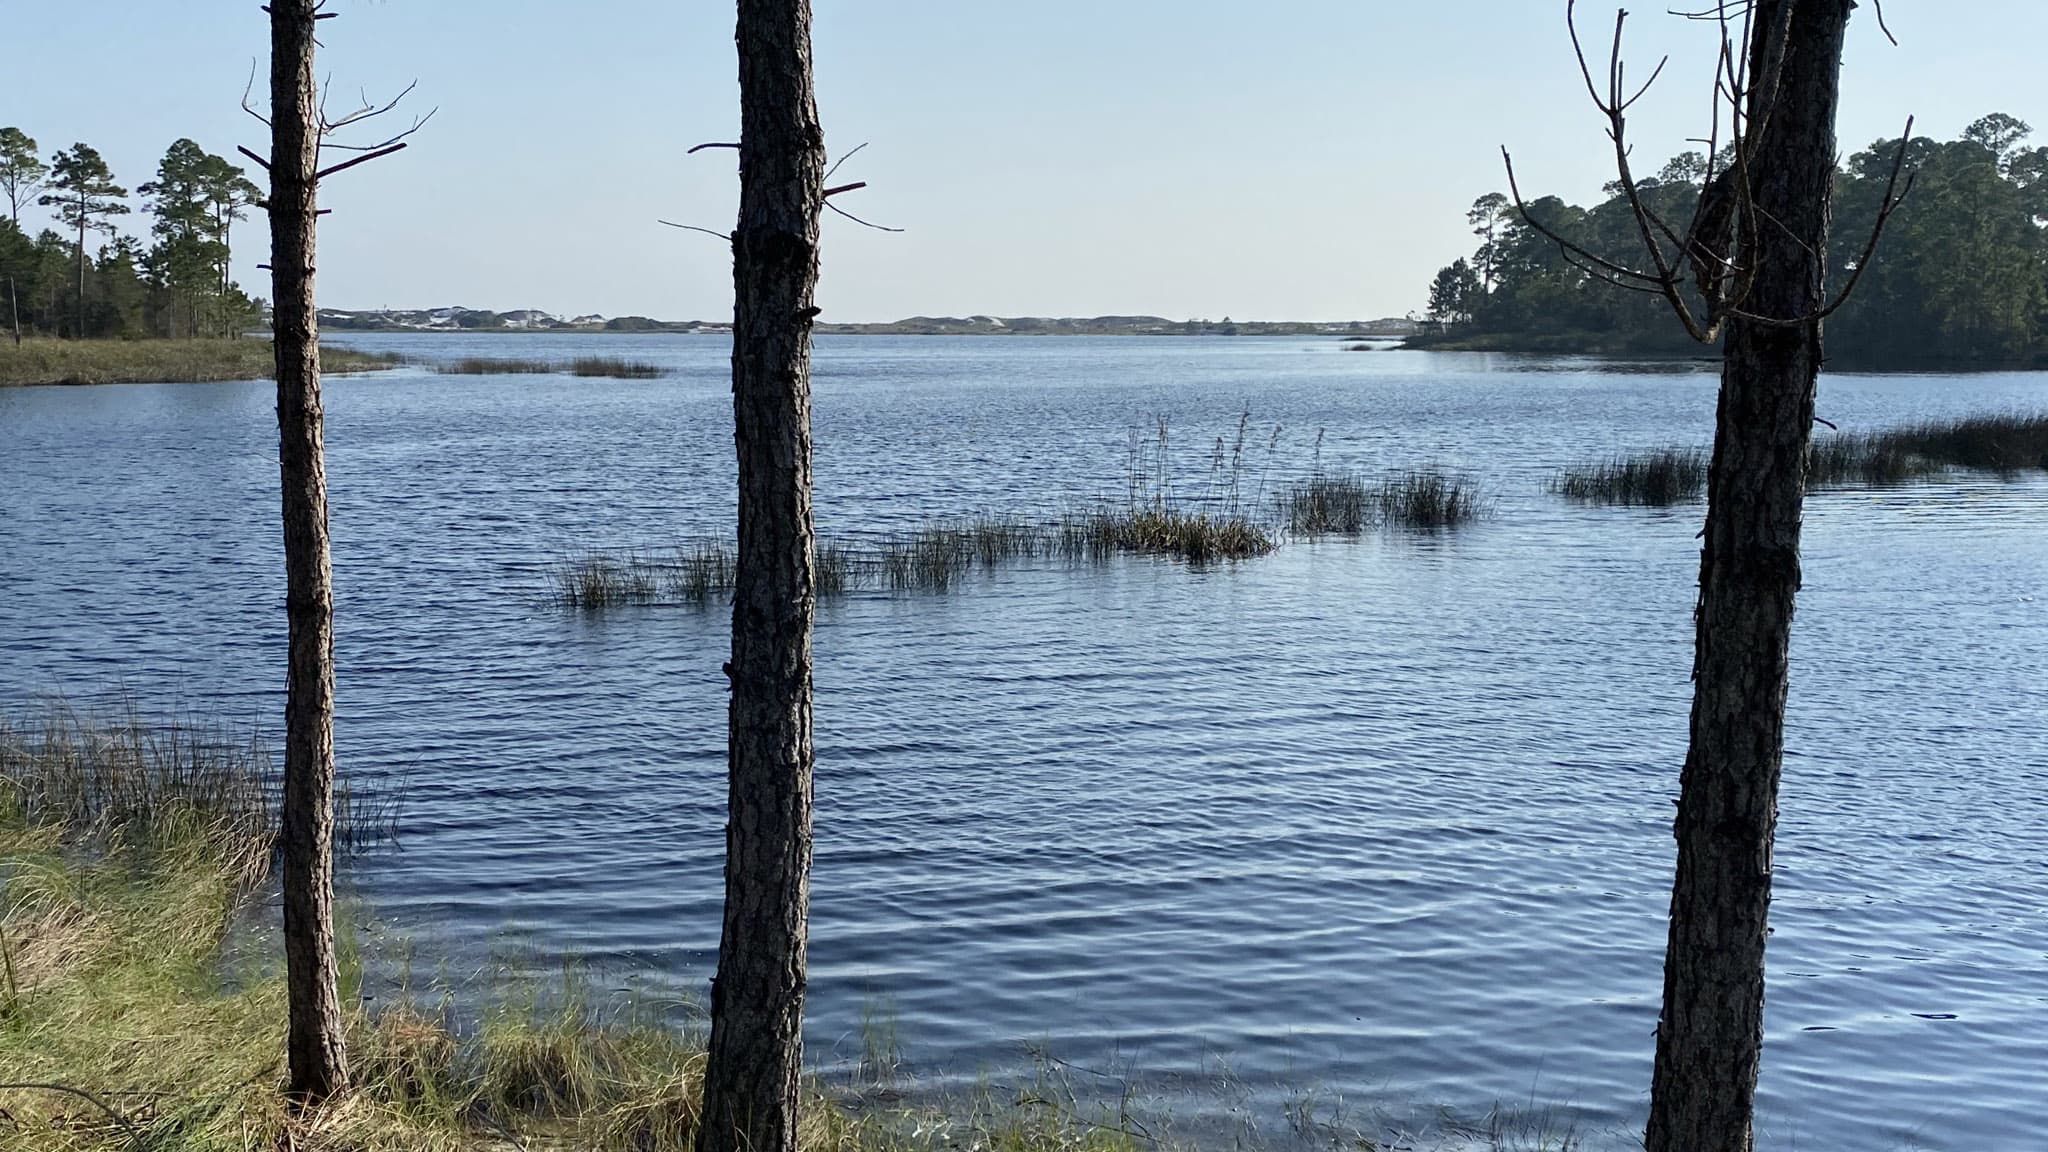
[823,181,867,198]
[1814,117,1917,318]
[825,201,905,233]
[240,60,272,128]
[1563,2,1715,341]
[659,219,734,242]
[824,141,870,182]
[314,142,407,180]
[319,106,436,154]
[688,142,741,154]
[321,79,420,133]
[236,145,273,172]
[1501,148,1667,286]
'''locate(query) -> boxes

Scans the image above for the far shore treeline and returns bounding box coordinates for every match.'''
[0,126,263,341]
[1420,114,2048,367]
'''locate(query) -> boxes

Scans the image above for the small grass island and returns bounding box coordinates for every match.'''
[0,338,403,388]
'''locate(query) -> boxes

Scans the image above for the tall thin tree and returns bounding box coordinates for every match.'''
[0,128,48,225]
[695,0,826,1150]
[1645,4,1856,1147]
[1504,3,1891,1148]
[267,0,348,1103]
[37,144,128,337]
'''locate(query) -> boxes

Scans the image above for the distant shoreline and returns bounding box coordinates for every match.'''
[1402,328,2048,373]
[317,307,1419,340]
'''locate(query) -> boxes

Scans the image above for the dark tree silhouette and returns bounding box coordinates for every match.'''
[265,0,348,1102]
[694,1,827,1151]
[1503,2,1892,1147]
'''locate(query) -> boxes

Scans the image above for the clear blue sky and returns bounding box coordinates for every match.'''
[9,2,2047,321]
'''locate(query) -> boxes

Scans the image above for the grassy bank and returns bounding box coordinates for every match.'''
[0,339,403,387]
[0,706,1150,1152]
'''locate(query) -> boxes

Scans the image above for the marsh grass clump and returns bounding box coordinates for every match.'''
[1056,507,1273,563]
[438,355,557,375]
[1374,470,1486,529]
[1554,448,1709,506]
[551,553,664,609]
[1282,474,1373,533]
[1807,411,2048,489]
[876,517,1046,591]
[434,355,669,379]
[1283,470,1487,533]
[667,542,738,605]
[569,356,667,379]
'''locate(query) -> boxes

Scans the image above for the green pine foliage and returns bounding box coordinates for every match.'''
[1,130,264,341]
[1420,115,2048,367]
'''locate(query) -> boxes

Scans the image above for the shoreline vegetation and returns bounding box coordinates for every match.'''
[1557,413,2048,505]
[1418,116,2048,370]
[0,704,1581,1152]
[0,338,402,387]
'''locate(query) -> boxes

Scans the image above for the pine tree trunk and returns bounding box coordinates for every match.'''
[1644,3,1851,1149]
[694,2,825,1151]
[73,211,84,338]
[267,0,348,1105]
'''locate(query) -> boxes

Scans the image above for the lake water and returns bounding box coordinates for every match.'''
[2,335,2044,1150]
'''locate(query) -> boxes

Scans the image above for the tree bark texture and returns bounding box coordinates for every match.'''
[1644,3,1851,1150]
[695,2,825,1152]
[73,208,85,338]
[268,0,348,1105]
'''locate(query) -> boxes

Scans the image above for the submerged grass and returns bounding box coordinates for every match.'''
[1553,448,1708,507]
[0,338,401,387]
[434,355,669,379]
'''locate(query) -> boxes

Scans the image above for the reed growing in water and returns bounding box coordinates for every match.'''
[568,356,667,379]
[434,355,669,379]
[1554,449,1709,506]
[1807,411,2048,488]
[1556,413,2048,505]
[0,702,396,861]
[1281,470,1488,532]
